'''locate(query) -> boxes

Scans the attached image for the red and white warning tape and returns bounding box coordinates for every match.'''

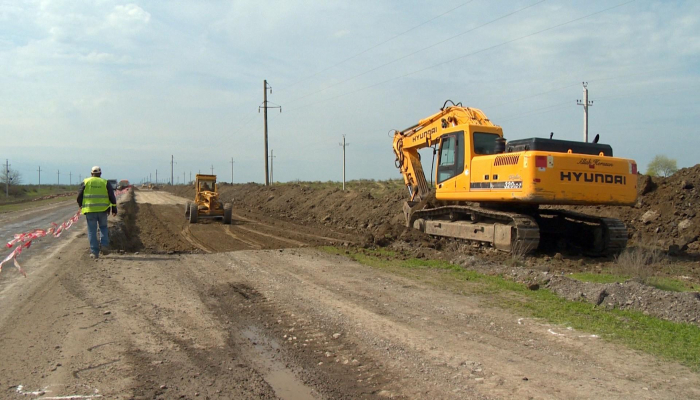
[1,211,82,277]
[1,188,131,277]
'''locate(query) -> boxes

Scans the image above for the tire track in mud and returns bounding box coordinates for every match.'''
[129,192,346,254]
[224,226,264,249]
[232,212,351,244]
[233,224,308,247]
[180,225,214,253]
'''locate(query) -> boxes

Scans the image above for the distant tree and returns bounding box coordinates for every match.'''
[646,155,678,177]
[0,167,22,186]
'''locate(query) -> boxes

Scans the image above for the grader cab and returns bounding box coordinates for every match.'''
[185,174,232,224]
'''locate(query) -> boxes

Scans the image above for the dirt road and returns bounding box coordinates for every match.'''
[0,190,698,399]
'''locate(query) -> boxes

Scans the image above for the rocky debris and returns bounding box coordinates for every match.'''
[547,276,700,325]
[640,210,659,224]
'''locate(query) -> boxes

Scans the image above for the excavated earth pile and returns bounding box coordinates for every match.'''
[166,168,700,256]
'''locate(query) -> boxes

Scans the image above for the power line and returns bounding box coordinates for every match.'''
[486,83,579,109]
[495,82,698,123]
[284,0,546,105]
[486,66,686,111]
[496,101,571,123]
[286,0,637,113]
[278,0,477,92]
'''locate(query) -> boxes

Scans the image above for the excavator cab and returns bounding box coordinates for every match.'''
[186,174,232,224]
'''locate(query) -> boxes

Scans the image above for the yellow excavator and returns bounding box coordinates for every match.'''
[392,101,638,255]
[186,174,232,224]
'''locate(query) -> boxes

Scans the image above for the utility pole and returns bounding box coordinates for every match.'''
[189,171,192,182]
[69,171,72,187]
[183,171,185,185]
[269,150,276,184]
[577,82,593,142]
[171,155,174,185]
[210,165,214,175]
[259,80,281,186]
[156,169,158,184]
[79,174,82,183]
[339,135,350,190]
[230,157,235,184]
[4,159,9,197]
[37,166,42,189]
[57,169,60,186]
[149,173,152,184]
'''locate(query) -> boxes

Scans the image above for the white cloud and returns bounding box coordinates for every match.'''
[79,50,131,63]
[107,4,150,27]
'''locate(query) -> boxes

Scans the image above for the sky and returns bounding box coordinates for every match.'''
[1,0,699,185]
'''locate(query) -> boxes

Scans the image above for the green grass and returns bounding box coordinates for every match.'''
[0,185,76,204]
[321,246,700,370]
[570,272,700,292]
[648,277,700,292]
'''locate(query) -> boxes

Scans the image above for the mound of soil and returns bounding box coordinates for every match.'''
[165,182,430,249]
[167,167,700,256]
[108,190,144,252]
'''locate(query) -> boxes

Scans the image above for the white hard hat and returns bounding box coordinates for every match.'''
[91,166,102,173]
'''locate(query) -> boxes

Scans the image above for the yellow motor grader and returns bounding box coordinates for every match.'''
[185,174,232,224]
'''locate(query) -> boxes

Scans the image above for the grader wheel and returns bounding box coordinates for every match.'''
[189,203,198,223]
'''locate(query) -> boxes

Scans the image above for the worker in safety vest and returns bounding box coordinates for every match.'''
[77,166,118,259]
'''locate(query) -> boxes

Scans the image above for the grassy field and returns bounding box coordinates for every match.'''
[0,186,77,212]
[0,186,76,202]
[322,246,700,370]
[0,196,75,213]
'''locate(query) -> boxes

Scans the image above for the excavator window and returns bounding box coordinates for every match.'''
[437,131,464,183]
[473,132,501,155]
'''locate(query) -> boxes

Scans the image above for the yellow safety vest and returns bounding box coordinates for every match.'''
[81,177,110,214]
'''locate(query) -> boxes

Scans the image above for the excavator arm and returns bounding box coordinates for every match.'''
[392,103,498,202]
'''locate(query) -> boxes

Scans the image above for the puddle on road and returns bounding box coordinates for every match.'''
[241,326,316,400]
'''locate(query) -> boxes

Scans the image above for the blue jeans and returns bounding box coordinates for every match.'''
[85,212,109,255]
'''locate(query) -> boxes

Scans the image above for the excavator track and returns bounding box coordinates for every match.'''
[536,209,628,256]
[408,204,540,254]
[407,204,627,256]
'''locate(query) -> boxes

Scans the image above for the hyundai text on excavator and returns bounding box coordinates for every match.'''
[392,101,638,255]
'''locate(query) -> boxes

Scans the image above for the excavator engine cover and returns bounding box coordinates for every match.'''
[505,138,612,156]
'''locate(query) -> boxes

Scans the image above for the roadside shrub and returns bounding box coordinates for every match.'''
[614,242,665,283]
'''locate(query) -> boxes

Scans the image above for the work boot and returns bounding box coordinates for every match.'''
[90,253,98,259]
[100,248,110,256]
